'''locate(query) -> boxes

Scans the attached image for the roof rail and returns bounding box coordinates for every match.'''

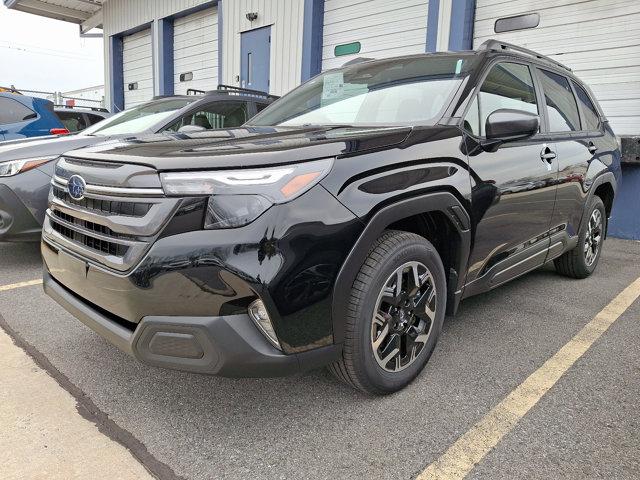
[54,104,109,113]
[216,84,279,100]
[186,85,278,100]
[479,39,571,72]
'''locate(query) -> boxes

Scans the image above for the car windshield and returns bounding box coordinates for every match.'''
[82,98,195,136]
[248,55,475,127]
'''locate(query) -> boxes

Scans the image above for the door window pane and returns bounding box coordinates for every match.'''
[538,69,581,132]
[56,111,87,132]
[0,97,36,125]
[164,102,249,132]
[464,62,538,137]
[572,81,600,131]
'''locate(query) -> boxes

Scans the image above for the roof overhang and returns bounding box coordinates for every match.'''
[4,0,103,33]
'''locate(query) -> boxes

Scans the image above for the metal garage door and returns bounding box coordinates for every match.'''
[123,28,153,108]
[322,0,430,70]
[173,7,218,95]
[474,0,640,136]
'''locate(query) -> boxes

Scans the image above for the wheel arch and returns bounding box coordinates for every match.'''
[331,191,471,345]
[582,172,617,236]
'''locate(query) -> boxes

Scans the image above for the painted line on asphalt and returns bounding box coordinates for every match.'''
[417,275,640,480]
[0,278,42,292]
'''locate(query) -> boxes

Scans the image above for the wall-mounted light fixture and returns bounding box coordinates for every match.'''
[246,12,258,22]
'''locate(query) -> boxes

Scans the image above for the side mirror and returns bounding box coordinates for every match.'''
[178,124,206,133]
[485,109,539,142]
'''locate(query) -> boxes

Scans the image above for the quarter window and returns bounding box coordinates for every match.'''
[538,69,581,132]
[572,81,600,131]
[464,62,538,137]
[0,97,37,125]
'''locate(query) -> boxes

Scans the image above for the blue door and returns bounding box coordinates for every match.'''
[240,26,271,93]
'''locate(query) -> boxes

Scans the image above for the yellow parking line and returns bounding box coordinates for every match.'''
[0,279,42,292]
[417,275,640,480]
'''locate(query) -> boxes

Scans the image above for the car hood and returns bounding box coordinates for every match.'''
[63,126,415,171]
[0,134,111,162]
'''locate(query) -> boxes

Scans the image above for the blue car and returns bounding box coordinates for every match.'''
[0,91,68,140]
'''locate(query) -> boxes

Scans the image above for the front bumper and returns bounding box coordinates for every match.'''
[44,271,341,377]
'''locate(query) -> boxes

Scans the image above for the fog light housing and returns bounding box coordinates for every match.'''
[248,299,281,350]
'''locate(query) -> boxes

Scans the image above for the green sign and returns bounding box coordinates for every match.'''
[334,41,361,57]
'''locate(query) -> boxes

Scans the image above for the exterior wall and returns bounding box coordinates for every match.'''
[321,0,430,70]
[221,0,305,96]
[474,0,640,137]
[102,0,214,109]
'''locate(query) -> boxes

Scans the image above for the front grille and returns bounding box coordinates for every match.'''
[52,186,152,217]
[51,219,129,257]
[44,157,180,272]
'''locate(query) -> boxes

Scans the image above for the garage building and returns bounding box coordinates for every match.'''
[4,0,639,238]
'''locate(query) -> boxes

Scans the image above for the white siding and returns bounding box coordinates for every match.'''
[322,0,430,70]
[123,29,153,108]
[474,0,640,136]
[173,7,219,95]
[102,0,212,36]
[221,0,305,96]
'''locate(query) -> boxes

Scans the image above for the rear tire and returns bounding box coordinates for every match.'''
[554,196,606,279]
[329,230,446,395]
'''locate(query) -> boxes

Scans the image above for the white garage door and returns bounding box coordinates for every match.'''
[322,0,430,70]
[173,7,219,95]
[474,0,640,136]
[123,28,153,108]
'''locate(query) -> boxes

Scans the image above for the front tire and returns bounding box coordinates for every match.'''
[329,230,446,395]
[554,196,606,279]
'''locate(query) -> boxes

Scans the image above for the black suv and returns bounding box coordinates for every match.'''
[42,41,621,394]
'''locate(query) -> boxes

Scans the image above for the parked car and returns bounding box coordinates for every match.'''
[41,41,620,394]
[0,91,69,140]
[54,105,112,133]
[0,85,277,241]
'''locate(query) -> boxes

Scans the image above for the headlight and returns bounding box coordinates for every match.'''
[0,156,58,177]
[160,158,334,229]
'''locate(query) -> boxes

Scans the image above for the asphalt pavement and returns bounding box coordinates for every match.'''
[0,238,638,479]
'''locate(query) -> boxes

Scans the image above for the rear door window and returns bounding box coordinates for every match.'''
[571,81,601,131]
[538,69,581,132]
[0,97,37,125]
[164,101,249,132]
[464,62,538,137]
[85,113,107,126]
[56,111,87,132]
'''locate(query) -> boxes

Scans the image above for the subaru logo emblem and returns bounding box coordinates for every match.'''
[67,175,86,200]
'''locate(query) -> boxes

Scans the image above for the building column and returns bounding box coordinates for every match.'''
[155,18,174,96]
[108,35,124,112]
[427,0,476,53]
[301,0,324,81]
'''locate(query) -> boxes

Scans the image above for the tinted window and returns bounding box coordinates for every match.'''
[56,111,87,132]
[572,81,600,131]
[164,102,249,131]
[86,113,107,126]
[0,97,37,125]
[464,62,538,137]
[538,69,581,132]
[256,103,269,113]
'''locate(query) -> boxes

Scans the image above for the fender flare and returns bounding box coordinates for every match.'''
[330,191,471,344]
[580,171,617,234]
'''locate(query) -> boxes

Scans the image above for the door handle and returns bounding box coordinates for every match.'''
[588,142,598,154]
[540,147,556,163]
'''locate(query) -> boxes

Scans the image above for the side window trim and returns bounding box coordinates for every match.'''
[459,58,545,140]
